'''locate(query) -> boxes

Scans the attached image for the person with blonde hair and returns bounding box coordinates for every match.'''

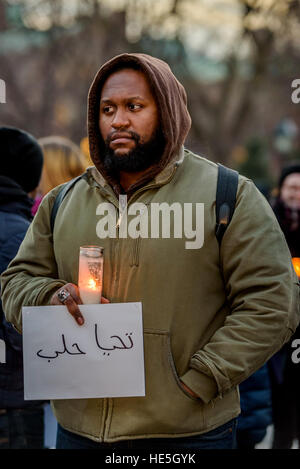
[38,136,88,195]
[31,136,88,215]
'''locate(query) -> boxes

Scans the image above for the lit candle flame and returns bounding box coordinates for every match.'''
[88,278,97,290]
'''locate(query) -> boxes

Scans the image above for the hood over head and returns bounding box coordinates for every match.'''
[0,175,33,220]
[278,163,300,190]
[87,53,191,195]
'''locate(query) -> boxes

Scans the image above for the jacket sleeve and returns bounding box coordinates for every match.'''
[0,221,29,350]
[0,230,29,274]
[0,187,67,333]
[180,177,300,404]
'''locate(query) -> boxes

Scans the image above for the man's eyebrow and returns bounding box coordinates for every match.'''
[126,96,146,101]
[100,96,146,103]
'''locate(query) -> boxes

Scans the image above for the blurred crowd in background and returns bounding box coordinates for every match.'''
[0,0,300,188]
[0,0,300,450]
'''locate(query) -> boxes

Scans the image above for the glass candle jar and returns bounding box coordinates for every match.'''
[78,246,104,304]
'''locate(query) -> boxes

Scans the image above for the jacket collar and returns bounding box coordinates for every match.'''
[86,146,185,191]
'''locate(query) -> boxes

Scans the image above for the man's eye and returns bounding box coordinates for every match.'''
[102,106,113,114]
[128,103,142,111]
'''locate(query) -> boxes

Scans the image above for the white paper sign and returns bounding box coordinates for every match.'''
[22,302,145,400]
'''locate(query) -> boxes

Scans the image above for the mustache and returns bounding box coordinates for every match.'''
[105,130,140,145]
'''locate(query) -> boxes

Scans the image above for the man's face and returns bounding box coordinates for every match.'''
[99,68,163,173]
[281,173,300,210]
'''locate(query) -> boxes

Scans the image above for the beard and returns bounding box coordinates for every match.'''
[101,128,165,174]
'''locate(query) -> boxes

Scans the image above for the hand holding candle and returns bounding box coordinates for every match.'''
[50,246,107,326]
[51,283,109,326]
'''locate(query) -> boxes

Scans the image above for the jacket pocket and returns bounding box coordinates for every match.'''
[165,333,200,402]
[109,329,205,438]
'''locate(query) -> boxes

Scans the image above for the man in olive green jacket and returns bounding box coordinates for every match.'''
[1,53,299,450]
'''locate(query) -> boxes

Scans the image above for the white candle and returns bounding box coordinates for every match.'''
[78,246,104,304]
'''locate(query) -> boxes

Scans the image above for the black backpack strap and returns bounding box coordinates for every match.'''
[50,175,83,232]
[215,164,239,245]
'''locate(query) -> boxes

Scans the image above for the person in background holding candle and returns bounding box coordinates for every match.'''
[268,164,300,449]
[1,54,299,451]
[272,164,300,258]
[0,126,45,448]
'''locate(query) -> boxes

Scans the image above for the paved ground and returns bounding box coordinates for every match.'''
[255,425,299,449]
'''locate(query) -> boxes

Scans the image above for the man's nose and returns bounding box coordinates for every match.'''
[111,109,130,129]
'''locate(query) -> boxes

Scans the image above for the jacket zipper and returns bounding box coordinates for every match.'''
[99,168,178,440]
[101,195,126,441]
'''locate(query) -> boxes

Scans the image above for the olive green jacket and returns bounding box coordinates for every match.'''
[1,150,299,442]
